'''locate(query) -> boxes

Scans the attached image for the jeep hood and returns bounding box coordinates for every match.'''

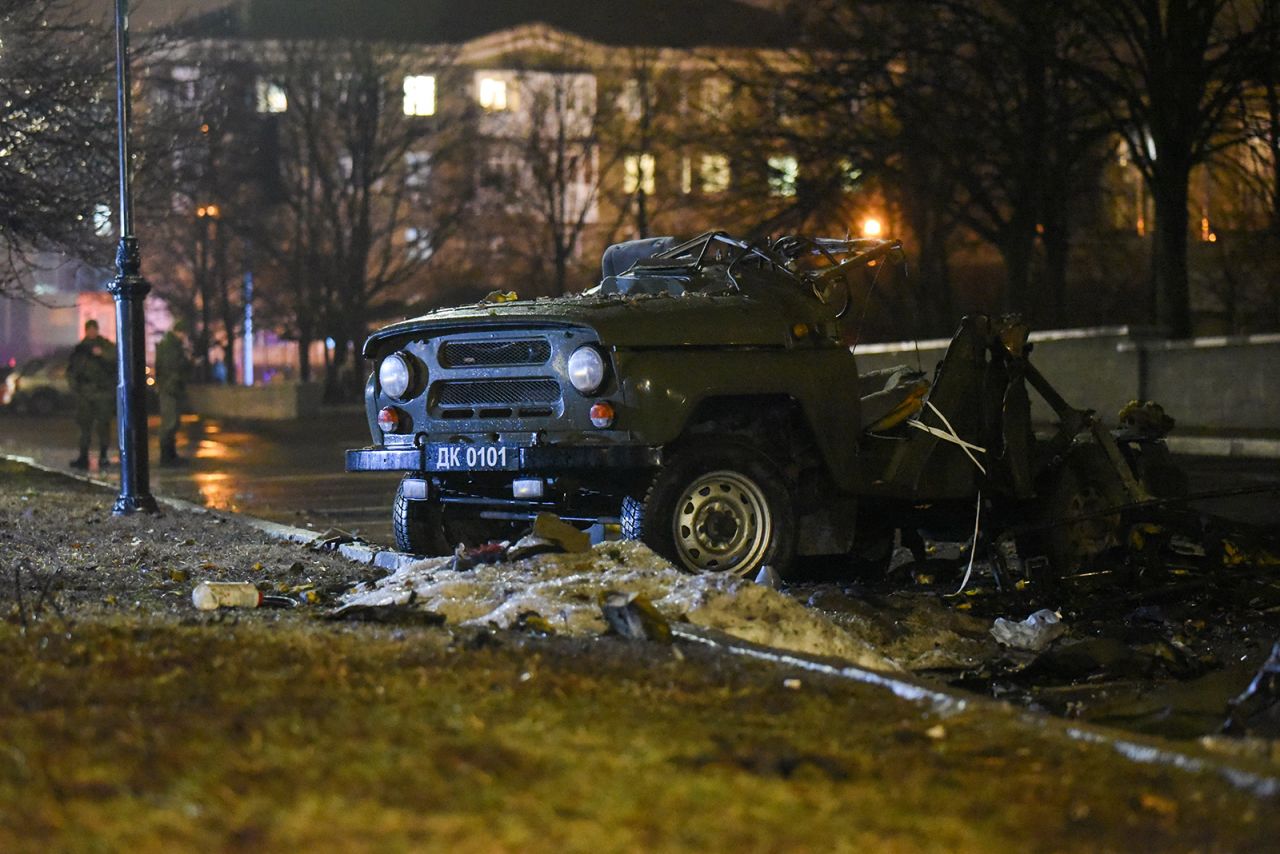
[364,292,795,356]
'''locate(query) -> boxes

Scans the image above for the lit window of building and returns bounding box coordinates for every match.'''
[255,80,288,114]
[405,151,431,188]
[624,153,656,195]
[680,156,693,194]
[403,74,436,117]
[768,154,798,197]
[700,153,730,194]
[404,227,433,262]
[478,75,509,111]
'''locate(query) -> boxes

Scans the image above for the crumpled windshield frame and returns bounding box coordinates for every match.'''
[611,231,903,298]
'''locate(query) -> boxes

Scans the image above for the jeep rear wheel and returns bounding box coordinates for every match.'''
[624,442,795,578]
[1037,448,1130,593]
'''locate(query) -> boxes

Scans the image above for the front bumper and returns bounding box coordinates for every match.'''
[346,443,662,473]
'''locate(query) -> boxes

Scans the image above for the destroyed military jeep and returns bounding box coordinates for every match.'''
[347,231,1177,588]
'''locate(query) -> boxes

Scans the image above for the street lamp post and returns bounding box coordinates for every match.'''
[108,0,157,515]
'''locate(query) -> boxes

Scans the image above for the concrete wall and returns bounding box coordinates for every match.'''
[853,327,1280,432]
[187,382,324,421]
[1138,335,1280,431]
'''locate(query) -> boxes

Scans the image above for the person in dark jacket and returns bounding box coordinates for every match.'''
[68,319,116,469]
[155,322,191,465]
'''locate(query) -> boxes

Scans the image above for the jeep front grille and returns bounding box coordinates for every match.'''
[439,338,551,368]
[436,378,561,407]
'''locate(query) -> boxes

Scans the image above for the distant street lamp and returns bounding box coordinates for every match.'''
[107,0,157,515]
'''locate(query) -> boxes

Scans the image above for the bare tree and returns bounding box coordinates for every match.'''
[711,11,963,332]
[137,55,264,380]
[1072,0,1268,337]
[259,40,477,396]
[0,0,115,295]
[1238,0,1280,235]
[760,0,1110,327]
[471,65,616,296]
[599,48,697,242]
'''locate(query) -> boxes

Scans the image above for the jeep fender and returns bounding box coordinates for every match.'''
[612,347,863,491]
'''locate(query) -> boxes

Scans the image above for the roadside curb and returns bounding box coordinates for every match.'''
[1167,435,1280,459]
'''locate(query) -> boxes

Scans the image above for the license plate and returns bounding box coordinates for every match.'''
[427,443,518,471]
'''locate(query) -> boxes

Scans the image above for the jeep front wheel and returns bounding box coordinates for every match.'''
[624,442,795,578]
[392,475,452,556]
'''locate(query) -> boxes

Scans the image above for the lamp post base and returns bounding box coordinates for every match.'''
[112,493,159,516]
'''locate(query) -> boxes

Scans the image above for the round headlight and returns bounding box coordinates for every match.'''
[378,352,416,400]
[567,346,606,395]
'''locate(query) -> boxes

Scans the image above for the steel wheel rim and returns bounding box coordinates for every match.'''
[672,470,772,575]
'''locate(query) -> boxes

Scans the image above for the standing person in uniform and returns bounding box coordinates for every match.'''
[68,319,116,469]
[155,321,191,466]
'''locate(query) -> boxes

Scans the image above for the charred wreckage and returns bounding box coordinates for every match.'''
[347,231,1189,593]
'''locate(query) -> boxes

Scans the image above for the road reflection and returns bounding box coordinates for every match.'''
[195,437,231,461]
[0,410,400,544]
[192,470,235,509]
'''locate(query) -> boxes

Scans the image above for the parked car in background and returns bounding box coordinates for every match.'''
[0,351,160,415]
[1,351,74,415]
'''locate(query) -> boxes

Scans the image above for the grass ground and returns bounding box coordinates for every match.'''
[1,460,1276,851]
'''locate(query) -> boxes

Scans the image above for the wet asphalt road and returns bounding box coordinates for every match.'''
[0,409,402,544]
[1,409,1277,550]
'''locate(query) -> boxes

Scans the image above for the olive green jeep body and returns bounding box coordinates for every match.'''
[347,232,1172,583]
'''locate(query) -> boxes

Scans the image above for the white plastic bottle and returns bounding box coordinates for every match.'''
[192,582,262,610]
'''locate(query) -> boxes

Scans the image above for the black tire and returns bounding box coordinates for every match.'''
[392,475,452,556]
[623,440,795,578]
[1039,448,1129,592]
[392,476,522,556]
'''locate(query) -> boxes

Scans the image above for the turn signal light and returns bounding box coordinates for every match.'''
[377,406,409,433]
[589,401,616,429]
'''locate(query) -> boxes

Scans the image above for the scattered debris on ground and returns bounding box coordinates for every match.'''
[600,590,672,642]
[338,540,899,672]
[1225,642,1280,737]
[0,462,368,626]
[990,608,1067,652]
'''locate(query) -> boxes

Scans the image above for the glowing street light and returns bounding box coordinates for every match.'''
[861,217,883,238]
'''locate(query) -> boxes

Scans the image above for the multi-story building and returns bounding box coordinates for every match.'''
[137,0,838,383]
